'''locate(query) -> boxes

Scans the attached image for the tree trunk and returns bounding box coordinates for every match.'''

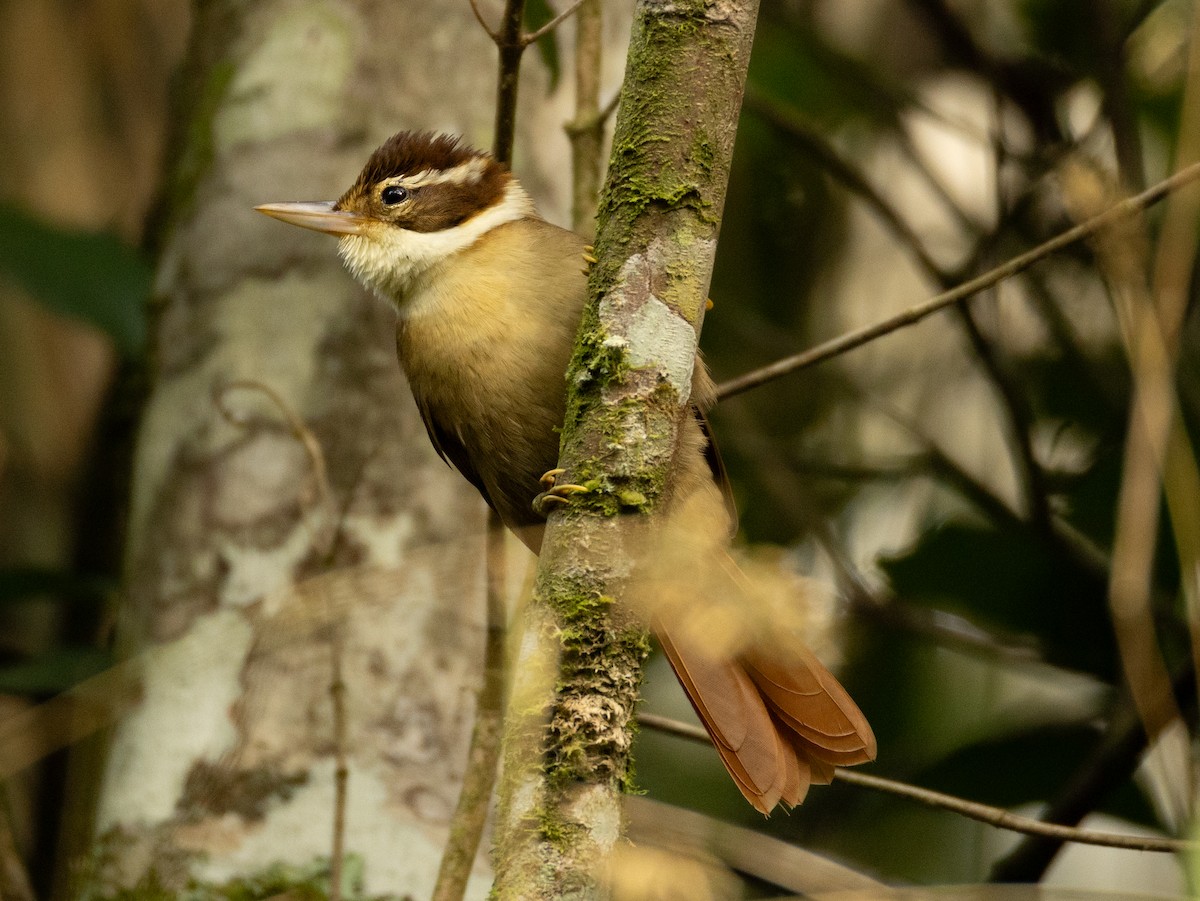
[492,1,760,897]
[79,0,576,894]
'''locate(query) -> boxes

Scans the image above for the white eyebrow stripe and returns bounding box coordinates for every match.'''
[402,157,490,188]
[337,180,536,311]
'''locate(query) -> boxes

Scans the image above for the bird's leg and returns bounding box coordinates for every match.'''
[533,468,590,517]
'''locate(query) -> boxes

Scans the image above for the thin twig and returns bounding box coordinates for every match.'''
[835,769,1195,854]
[431,511,509,901]
[467,0,501,41]
[716,158,1200,400]
[523,0,586,45]
[637,713,1199,854]
[491,0,528,165]
[329,622,347,901]
[990,661,1197,881]
[215,379,335,546]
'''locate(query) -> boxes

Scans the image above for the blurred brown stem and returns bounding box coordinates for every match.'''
[491,0,528,165]
[328,623,347,901]
[431,510,509,901]
[1096,1,1200,799]
[568,0,603,236]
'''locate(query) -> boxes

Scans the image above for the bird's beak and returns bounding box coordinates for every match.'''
[254,201,371,236]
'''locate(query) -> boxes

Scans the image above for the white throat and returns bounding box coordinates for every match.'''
[337,181,536,314]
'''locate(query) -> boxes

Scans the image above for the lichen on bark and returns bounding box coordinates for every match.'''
[490,0,761,897]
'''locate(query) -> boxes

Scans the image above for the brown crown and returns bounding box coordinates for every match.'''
[335,131,511,233]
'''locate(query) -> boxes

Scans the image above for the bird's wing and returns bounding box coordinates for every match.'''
[696,408,738,538]
[415,398,496,511]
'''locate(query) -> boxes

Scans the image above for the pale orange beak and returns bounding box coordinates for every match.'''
[254,201,371,236]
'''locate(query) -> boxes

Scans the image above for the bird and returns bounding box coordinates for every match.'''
[256,130,875,813]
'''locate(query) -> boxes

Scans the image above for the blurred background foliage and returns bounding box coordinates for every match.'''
[0,0,1197,896]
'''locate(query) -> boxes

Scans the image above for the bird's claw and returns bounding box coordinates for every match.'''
[581,246,597,275]
[533,468,590,517]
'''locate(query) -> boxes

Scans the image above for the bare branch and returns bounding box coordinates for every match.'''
[716,159,1200,400]
[637,714,1198,855]
[990,661,1196,881]
[468,0,502,42]
[523,0,586,45]
[214,378,335,553]
[567,91,621,137]
[836,769,1195,854]
[492,0,529,164]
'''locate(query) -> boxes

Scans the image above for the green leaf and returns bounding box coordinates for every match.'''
[524,0,561,89]
[0,204,150,357]
[747,13,911,132]
[880,522,1116,679]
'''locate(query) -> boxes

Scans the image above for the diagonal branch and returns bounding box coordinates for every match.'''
[467,0,501,41]
[638,713,1199,855]
[990,660,1198,881]
[716,158,1200,400]
[523,0,586,45]
[750,87,1054,531]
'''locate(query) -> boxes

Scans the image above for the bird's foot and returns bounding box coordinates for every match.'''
[533,468,590,517]
[581,245,597,275]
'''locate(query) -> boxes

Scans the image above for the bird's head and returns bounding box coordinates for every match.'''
[256,131,535,304]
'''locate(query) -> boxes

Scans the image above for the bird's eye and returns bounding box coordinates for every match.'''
[381,185,409,205]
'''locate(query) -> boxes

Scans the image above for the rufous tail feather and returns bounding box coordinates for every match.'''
[656,619,875,814]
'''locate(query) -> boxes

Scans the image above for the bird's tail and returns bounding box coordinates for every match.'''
[657,618,876,813]
[635,437,876,813]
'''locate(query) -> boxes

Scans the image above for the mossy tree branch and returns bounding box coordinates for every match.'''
[490,0,760,897]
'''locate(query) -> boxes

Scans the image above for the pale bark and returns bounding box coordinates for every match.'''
[79,0,569,895]
[491,1,760,897]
